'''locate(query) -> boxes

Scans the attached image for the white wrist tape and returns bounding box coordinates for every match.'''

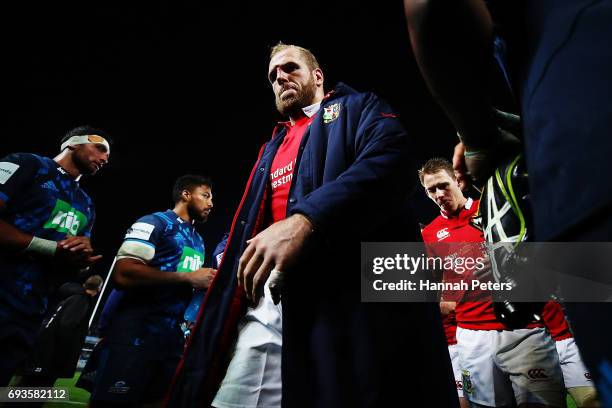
[25,236,57,258]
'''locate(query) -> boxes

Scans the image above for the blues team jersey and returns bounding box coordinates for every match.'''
[183,232,228,323]
[0,153,95,319]
[105,210,205,344]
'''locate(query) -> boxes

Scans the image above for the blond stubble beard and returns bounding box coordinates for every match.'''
[275,78,317,117]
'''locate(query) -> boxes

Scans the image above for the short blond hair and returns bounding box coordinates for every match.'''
[418,158,455,185]
[270,42,320,71]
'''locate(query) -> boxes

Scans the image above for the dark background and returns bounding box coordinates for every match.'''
[1,0,463,278]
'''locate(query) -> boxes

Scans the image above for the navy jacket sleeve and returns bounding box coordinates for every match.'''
[291,93,416,239]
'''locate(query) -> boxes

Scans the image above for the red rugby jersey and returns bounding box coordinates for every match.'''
[270,115,314,222]
[541,301,573,341]
[422,198,506,330]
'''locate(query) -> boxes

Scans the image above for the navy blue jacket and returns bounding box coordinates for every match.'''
[168,84,457,407]
[520,0,612,240]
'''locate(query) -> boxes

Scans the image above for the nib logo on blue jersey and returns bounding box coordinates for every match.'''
[44,199,88,236]
[103,210,205,345]
[0,153,95,318]
[178,247,203,272]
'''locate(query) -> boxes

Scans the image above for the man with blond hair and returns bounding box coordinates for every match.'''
[420,157,565,408]
[169,43,457,407]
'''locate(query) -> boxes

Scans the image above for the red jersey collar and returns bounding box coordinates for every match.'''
[441,197,473,219]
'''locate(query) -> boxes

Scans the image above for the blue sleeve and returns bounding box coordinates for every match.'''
[0,153,40,205]
[122,213,165,249]
[212,233,229,269]
[291,94,416,238]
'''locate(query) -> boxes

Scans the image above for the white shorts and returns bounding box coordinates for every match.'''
[212,279,283,408]
[448,344,464,398]
[456,327,565,407]
[555,337,593,388]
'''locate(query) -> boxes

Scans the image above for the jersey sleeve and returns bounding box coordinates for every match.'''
[116,214,164,264]
[0,153,40,205]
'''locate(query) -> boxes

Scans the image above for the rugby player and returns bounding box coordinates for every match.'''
[0,126,110,385]
[420,158,565,408]
[83,175,216,407]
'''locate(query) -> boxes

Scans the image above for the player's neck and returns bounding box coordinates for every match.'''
[443,196,468,218]
[457,196,468,212]
[173,205,193,224]
[288,110,307,126]
[288,94,323,125]
[53,152,82,180]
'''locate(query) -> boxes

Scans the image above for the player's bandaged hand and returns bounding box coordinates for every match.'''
[269,269,284,305]
[238,214,314,304]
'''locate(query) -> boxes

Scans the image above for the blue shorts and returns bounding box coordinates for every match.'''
[0,313,40,386]
[79,336,183,404]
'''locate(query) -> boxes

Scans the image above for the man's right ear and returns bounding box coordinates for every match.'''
[181,189,191,201]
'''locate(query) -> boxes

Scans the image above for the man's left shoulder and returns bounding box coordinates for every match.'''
[331,87,380,106]
[324,92,398,128]
[345,90,399,121]
[328,83,379,105]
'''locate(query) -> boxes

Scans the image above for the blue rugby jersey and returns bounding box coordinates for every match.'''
[0,153,95,318]
[105,210,205,344]
[183,232,228,323]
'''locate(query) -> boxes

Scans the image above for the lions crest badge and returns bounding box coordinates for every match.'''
[323,103,341,124]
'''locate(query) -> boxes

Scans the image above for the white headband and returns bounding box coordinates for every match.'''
[61,135,110,155]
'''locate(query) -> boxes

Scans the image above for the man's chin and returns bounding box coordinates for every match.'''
[276,98,301,116]
[77,165,97,176]
[439,204,452,213]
